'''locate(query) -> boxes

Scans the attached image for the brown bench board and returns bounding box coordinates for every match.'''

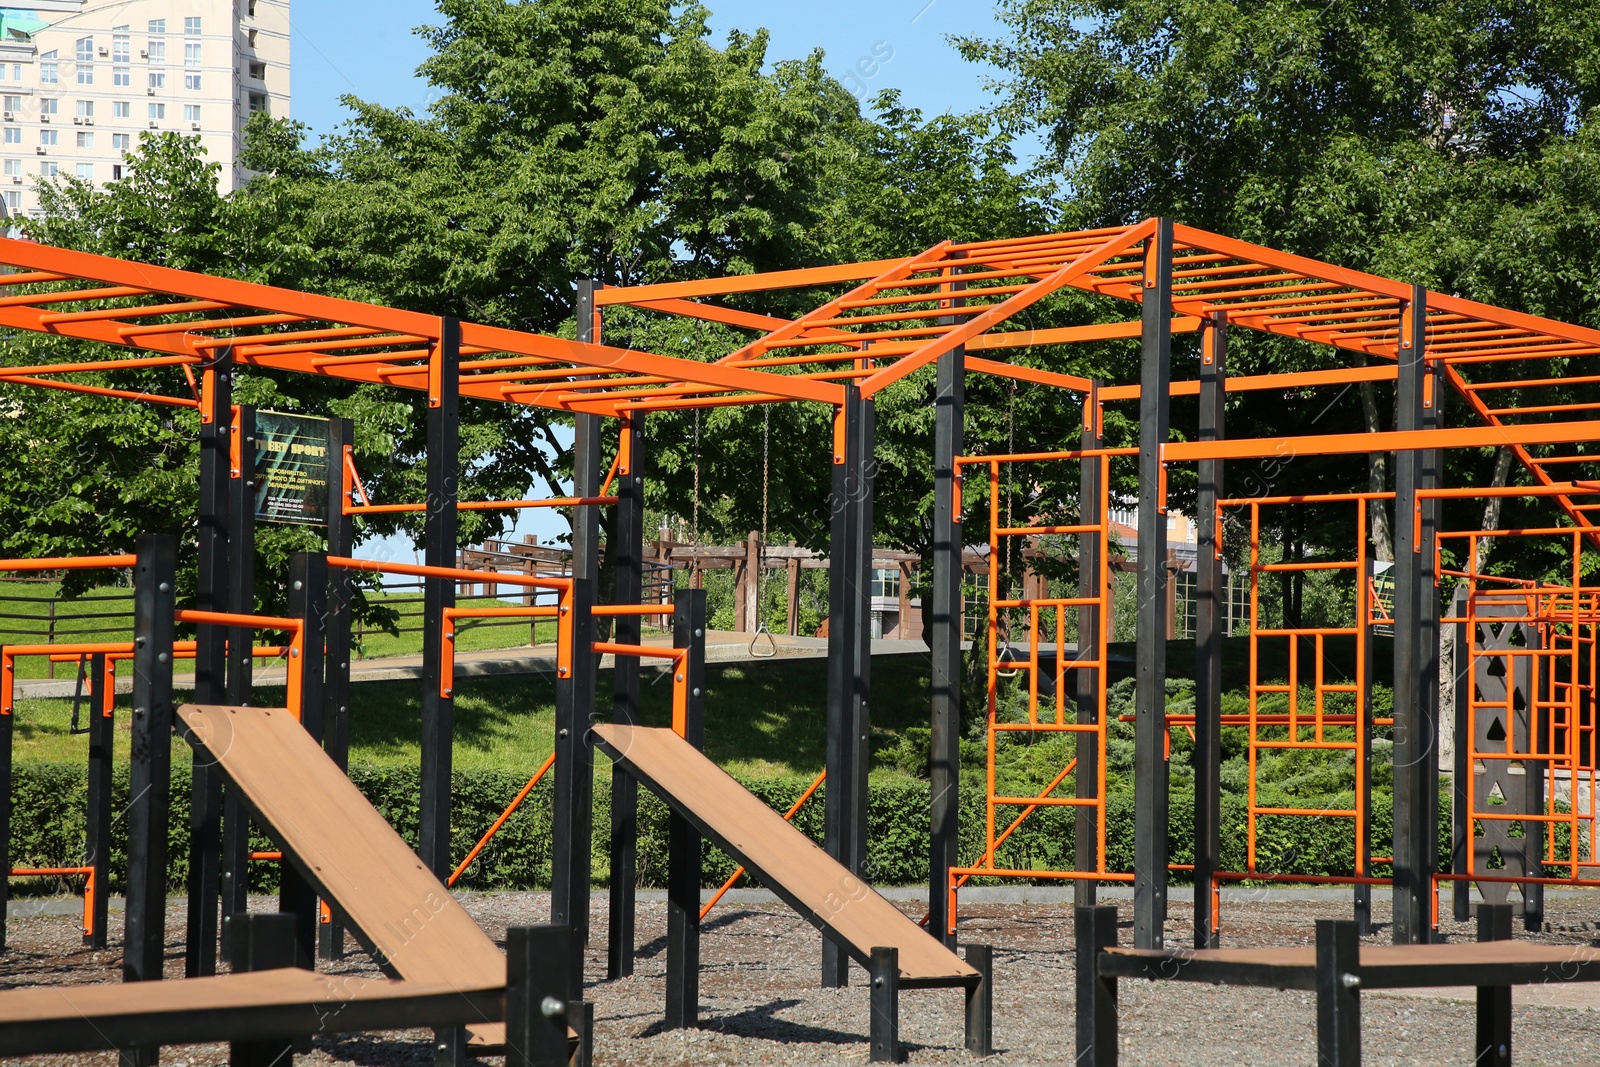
[0,968,500,1056]
[1103,940,1600,991]
[592,723,977,986]
[177,704,510,1048]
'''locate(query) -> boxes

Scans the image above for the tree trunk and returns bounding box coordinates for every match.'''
[1359,365,1394,562]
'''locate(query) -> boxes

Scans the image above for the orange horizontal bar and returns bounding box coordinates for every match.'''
[591,641,683,662]
[0,554,136,572]
[0,354,198,376]
[38,299,229,326]
[593,258,906,305]
[175,610,298,631]
[10,866,92,877]
[949,868,1134,882]
[1163,418,1600,462]
[0,375,200,408]
[346,495,618,516]
[592,604,675,617]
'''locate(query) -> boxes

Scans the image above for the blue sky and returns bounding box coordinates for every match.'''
[291,1,1016,138]
[289,1,1020,556]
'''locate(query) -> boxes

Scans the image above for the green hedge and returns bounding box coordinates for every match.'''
[5,762,1452,896]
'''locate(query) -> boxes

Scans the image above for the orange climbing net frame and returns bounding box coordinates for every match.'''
[1434,518,1600,917]
[943,439,1135,925]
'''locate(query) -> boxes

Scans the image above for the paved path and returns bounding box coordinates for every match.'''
[14,632,929,699]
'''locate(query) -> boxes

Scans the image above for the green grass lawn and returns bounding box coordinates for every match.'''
[10,652,938,782]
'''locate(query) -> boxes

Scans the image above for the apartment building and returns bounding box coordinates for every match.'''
[0,0,288,219]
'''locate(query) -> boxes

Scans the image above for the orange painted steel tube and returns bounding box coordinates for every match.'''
[329,556,570,591]
[116,311,303,338]
[701,768,827,919]
[250,851,283,861]
[10,866,94,937]
[449,752,557,888]
[38,299,230,325]
[0,354,199,376]
[0,555,136,572]
[439,605,561,696]
[592,604,674,617]
[0,284,146,307]
[345,495,618,516]
[0,375,200,408]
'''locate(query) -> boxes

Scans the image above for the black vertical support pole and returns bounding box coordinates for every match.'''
[221,405,257,951]
[824,385,871,986]
[506,924,576,1067]
[321,416,355,961]
[850,399,876,894]
[664,588,706,1029]
[226,912,299,1067]
[186,354,231,977]
[1421,351,1445,937]
[1194,313,1226,949]
[420,318,461,881]
[868,946,902,1063]
[963,943,993,1056]
[85,651,112,948]
[1075,905,1119,1067]
[1393,285,1430,945]
[550,576,596,996]
[123,534,176,1066]
[929,269,965,949]
[928,344,965,949]
[1076,384,1103,910]
[1134,218,1174,950]
[1476,903,1513,1066]
[607,413,644,980]
[1451,587,1470,924]
[1314,919,1362,1067]
[283,552,326,968]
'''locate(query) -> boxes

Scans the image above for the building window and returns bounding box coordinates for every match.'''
[1227,574,1251,635]
[111,163,122,180]
[113,101,130,118]
[39,160,57,177]
[3,129,18,146]
[112,132,129,151]
[1174,568,1197,639]
[76,131,92,148]
[247,28,258,47]
[871,568,900,599]
[4,191,20,212]
[114,67,130,87]
[149,71,165,90]
[248,60,266,80]
[113,33,130,63]
[148,19,166,35]
[184,17,201,35]
[10,66,20,82]
[39,62,57,86]
[75,163,91,180]
[39,98,57,118]
[183,104,200,123]
[76,100,92,119]
[147,40,165,64]
[248,91,267,114]
[77,64,93,86]
[962,581,988,640]
[2,159,18,177]
[2,96,18,115]
[184,73,201,91]
[184,42,200,66]
[148,102,164,120]
[39,129,56,146]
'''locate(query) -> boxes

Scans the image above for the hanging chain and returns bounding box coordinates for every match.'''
[757,407,770,603]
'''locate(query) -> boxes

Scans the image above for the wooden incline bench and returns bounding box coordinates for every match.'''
[592,723,992,1060]
[1076,903,1600,1065]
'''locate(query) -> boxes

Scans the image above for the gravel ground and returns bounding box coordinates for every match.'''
[7,891,1600,1065]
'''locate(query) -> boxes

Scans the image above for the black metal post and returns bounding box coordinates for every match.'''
[1476,903,1513,1065]
[419,318,461,881]
[280,552,327,969]
[1451,586,1470,924]
[1076,384,1103,910]
[824,386,875,986]
[1314,919,1362,1067]
[85,651,112,948]
[608,413,645,980]
[123,534,176,1067]
[186,354,231,976]
[549,575,596,995]
[506,924,576,1067]
[225,912,299,1067]
[665,588,706,1029]
[1194,314,1226,948]
[0,680,10,953]
[321,416,355,961]
[929,342,964,949]
[1075,904,1118,1067]
[868,946,902,1063]
[1134,219,1174,949]
[1392,286,1431,945]
[964,943,993,1056]
[221,405,257,952]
